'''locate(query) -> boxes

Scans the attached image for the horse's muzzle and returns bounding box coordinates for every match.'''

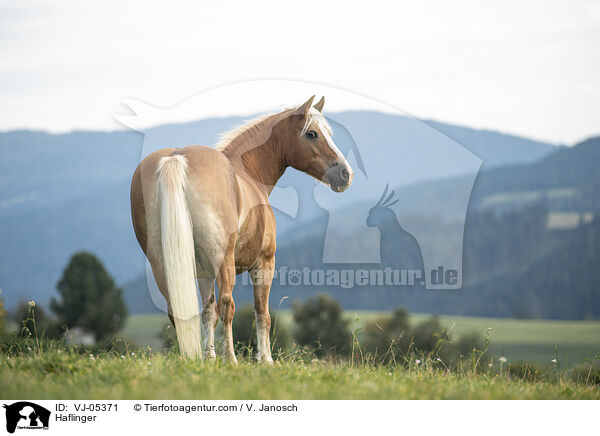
[325,162,353,192]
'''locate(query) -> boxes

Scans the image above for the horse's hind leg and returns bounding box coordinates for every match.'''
[216,252,237,364]
[198,278,218,359]
[250,255,275,364]
[147,255,178,331]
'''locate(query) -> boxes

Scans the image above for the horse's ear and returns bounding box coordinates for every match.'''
[297,95,315,114]
[313,96,325,112]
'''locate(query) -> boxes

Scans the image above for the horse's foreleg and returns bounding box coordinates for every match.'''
[217,256,237,364]
[250,255,275,364]
[198,278,217,359]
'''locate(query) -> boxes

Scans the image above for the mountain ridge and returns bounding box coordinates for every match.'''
[0,111,564,311]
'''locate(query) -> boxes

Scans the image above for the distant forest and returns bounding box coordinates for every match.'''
[262,203,600,320]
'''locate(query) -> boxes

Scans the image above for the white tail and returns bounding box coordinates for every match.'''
[156,155,202,358]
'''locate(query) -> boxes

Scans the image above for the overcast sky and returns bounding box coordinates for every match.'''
[1,0,599,144]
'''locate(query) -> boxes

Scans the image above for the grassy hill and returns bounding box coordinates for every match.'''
[3,311,598,400]
[2,351,598,399]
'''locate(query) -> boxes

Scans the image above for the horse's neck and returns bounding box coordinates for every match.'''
[220,116,287,194]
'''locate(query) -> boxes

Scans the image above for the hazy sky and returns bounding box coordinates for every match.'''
[1,0,599,144]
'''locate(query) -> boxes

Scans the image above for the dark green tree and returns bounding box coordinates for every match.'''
[292,294,351,357]
[51,252,127,341]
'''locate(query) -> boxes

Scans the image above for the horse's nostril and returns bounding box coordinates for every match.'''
[341,168,350,182]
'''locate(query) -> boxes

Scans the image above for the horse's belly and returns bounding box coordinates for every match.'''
[234,208,266,271]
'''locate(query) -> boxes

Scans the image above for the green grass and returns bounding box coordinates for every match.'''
[121,314,165,350]
[1,350,599,400]
[122,311,600,367]
[3,311,597,400]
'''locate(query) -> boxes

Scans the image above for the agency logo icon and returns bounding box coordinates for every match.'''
[3,402,50,434]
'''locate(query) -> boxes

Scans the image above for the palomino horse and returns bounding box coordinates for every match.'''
[130,96,353,363]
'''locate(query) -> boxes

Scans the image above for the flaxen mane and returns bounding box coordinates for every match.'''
[216,107,333,154]
[216,112,277,151]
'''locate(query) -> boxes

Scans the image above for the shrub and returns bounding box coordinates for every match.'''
[362,308,411,361]
[505,361,549,382]
[567,360,600,385]
[451,331,485,358]
[93,335,139,356]
[361,309,483,365]
[411,315,451,354]
[292,294,352,357]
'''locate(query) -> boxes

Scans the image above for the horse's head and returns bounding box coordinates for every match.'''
[284,96,353,192]
[366,184,399,227]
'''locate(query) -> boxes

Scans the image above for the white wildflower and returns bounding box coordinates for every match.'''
[499,356,507,363]
[121,355,126,359]
[415,359,421,365]
[551,358,557,363]
[28,300,35,307]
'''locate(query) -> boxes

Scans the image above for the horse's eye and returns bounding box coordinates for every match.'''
[306,130,318,139]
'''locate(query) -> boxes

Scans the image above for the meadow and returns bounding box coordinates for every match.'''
[1,311,599,400]
[1,349,599,400]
